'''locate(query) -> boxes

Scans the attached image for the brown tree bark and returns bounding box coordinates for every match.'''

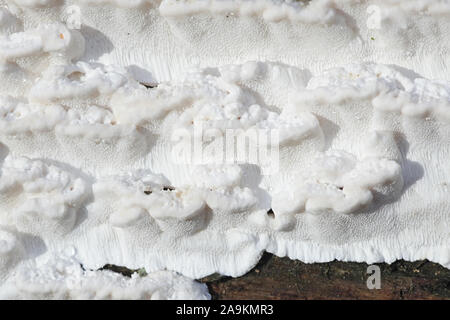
[201,253,450,300]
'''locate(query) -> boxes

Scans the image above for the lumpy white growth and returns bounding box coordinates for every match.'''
[159,0,342,24]
[0,228,24,282]
[0,23,84,62]
[0,253,210,300]
[0,156,88,236]
[0,0,449,299]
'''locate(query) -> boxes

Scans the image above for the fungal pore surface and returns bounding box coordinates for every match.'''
[0,0,449,299]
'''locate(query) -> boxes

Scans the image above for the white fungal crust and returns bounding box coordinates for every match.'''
[75,0,155,8]
[29,62,131,103]
[0,253,211,300]
[159,0,343,24]
[0,156,88,236]
[375,0,450,14]
[107,173,208,233]
[294,63,450,121]
[0,228,24,283]
[0,23,84,63]
[0,0,449,299]
[0,7,21,35]
[8,0,57,8]
[273,151,403,215]
[0,95,65,133]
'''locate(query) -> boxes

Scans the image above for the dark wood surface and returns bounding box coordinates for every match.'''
[200,253,450,300]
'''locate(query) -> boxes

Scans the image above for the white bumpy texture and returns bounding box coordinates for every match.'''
[0,0,449,299]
